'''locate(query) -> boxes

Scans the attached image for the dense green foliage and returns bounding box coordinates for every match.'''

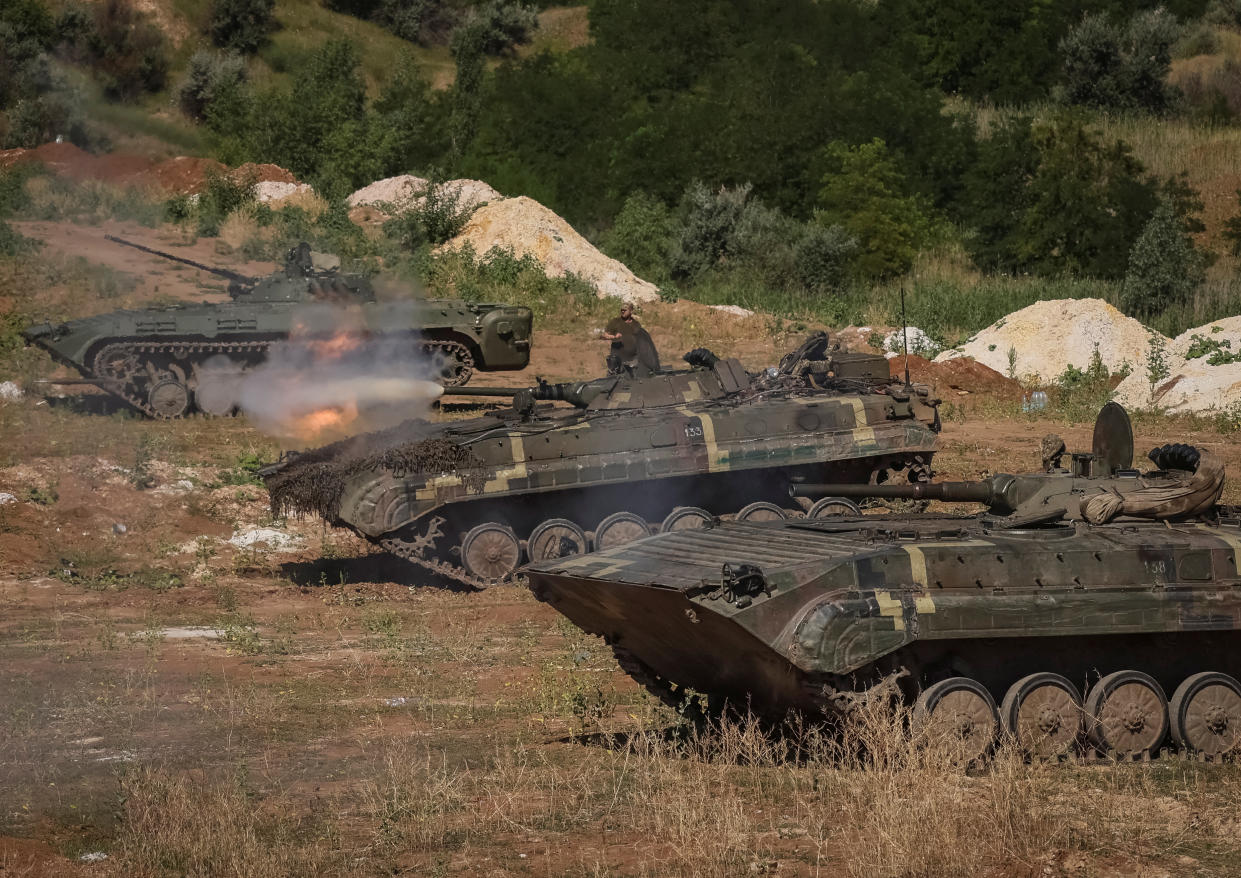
[208,0,275,54]
[1059,8,1180,112]
[1122,199,1209,318]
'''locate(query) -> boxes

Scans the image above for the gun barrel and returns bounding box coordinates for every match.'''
[790,480,998,504]
[439,386,529,396]
[105,235,257,285]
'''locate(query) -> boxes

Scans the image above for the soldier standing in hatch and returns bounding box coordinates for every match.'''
[601,302,642,374]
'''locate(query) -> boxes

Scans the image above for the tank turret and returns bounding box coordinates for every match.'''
[791,404,1224,524]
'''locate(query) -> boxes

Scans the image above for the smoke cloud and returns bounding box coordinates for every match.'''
[237,304,445,446]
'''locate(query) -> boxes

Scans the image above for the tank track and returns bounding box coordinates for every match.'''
[379,516,493,591]
[612,645,704,715]
[90,338,476,418]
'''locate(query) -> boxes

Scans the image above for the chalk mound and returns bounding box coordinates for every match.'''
[439,196,660,303]
[1115,358,1241,413]
[346,176,500,214]
[935,298,1165,384]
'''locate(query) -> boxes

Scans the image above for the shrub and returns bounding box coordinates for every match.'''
[1059,8,1181,113]
[77,0,170,100]
[1120,198,1207,319]
[209,0,275,54]
[600,191,675,282]
[178,50,247,121]
[457,0,538,56]
[816,138,932,280]
[383,179,476,251]
[669,181,750,279]
[794,223,856,294]
[196,169,257,236]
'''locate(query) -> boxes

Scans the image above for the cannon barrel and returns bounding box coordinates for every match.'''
[439,385,531,397]
[440,380,599,409]
[791,477,1007,507]
[105,235,257,286]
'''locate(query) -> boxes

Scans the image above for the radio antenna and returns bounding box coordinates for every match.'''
[900,284,911,387]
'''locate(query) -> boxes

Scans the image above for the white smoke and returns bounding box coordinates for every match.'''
[236,304,446,445]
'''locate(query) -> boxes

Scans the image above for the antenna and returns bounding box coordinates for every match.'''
[900,284,911,387]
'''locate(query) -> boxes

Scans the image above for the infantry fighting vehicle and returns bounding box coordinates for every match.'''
[263,334,942,589]
[22,237,533,417]
[525,404,1241,761]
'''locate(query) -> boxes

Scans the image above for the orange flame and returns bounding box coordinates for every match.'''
[287,400,360,442]
[304,331,363,360]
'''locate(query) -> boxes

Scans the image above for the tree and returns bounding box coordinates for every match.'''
[961,114,1166,279]
[816,138,932,280]
[209,0,276,54]
[1060,8,1180,112]
[1121,199,1207,318]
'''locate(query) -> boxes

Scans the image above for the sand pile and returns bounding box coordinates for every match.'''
[1169,316,1241,359]
[346,175,500,214]
[936,299,1166,384]
[439,196,660,303]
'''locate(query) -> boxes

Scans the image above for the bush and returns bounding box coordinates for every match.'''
[209,0,275,54]
[178,50,247,121]
[196,169,257,236]
[600,191,675,282]
[816,138,933,280]
[85,0,169,100]
[794,224,856,294]
[1121,199,1207,319]
[669,181,751,279]
[383,179,475,251]
[457,0,538,56]
[1059,8,1181,113]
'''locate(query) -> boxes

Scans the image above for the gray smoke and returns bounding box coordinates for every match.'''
[237,304,444,445]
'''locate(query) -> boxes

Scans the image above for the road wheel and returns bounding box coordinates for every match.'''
[913,676,998,763]
[461,522,522,582]
[194,372,242,417]
[593,512,650,550]
[735,501,787,522]
[148,379,191,418]
[1085,670,1168,759]
[1169,671,1241,758]
[808,497,861,518]
[1000,672,1082,758]
[661,506,713,532]
[527,518,588,561]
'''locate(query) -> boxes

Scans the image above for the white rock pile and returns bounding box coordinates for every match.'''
[438,196,661,303]
[346,175,500,214]
[1114,318,1241,414]
[936,299,1161,384]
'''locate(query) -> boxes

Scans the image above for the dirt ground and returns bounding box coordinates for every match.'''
[4,385,1241,876]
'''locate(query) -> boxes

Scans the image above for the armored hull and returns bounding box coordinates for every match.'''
[526,408,1241,760]
[264,337,941,589]
[23,238,532,417]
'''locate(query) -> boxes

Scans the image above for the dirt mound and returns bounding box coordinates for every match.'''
[1170,315,1241,359]
[440,196,660,303]
[936,298,1165,384]
[0,142,301,195]
[1115,357,1241,413]
[890,355,1024,399]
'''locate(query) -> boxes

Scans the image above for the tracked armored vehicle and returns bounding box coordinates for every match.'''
[525,404,1241,761]
[22,237,532,417]
[263,334,941,589]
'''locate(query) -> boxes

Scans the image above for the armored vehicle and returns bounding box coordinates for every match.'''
[525,404,1241,761]
[263,333,942,589]
[22,237,532,417]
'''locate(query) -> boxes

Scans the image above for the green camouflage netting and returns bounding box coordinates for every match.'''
[264,420,487,521]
